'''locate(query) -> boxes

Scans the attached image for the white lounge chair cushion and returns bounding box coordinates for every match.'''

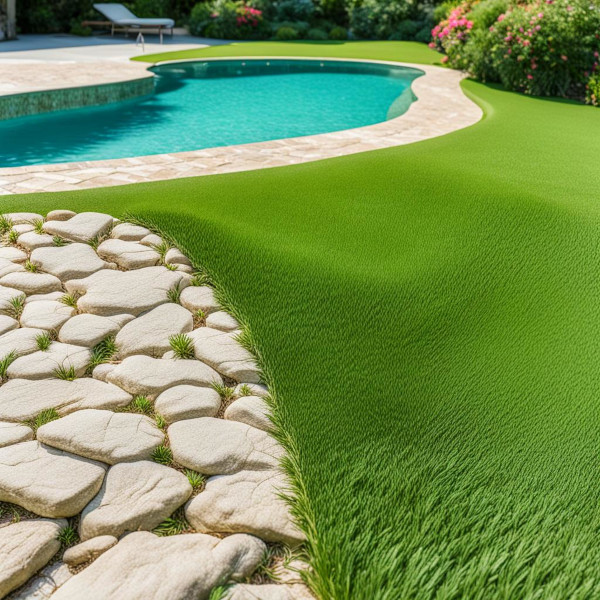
[94,4,174,28]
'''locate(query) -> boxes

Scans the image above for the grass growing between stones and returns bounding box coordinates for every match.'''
[184,469,205,494]
[53,365,76,381]
[88,335,118,372]
[7,295,24,319]
[169,333,195,359]
[0,351,16,381]
[7,41,600,600]
[153,508,192,537]
[57,525,79,548]
[59,292,79,309]
[36,332,52,352]
[25,408,59,433]
[151,444,173,466]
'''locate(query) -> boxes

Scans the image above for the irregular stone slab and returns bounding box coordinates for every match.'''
[107,355,222,398]
[7,342,91,380]
[115,303,193,358]
[63,536,118,567]
[189,328,261,383]
[154,384,221,423]
[0,285,25,314]
[226,584,314,600]
[46,209,76,222]
[111,223,150,241]
[186,469,304,546]
[3,212,43,225]
[165,248,191,266]
[92,363,117,382]
[0,314,18,335]
[18,231,54,250]
[31,243,109,280]
[225,396,272,432]
[0,272,62,295]
[26,291,65,303]
[43,212,113,243]
[12,223,35,234]
[206,310,240,332]
[0,246,27,262]
[8,561,72,600]
[0,257,24,278]
[20,300,75,331]
[38,410,164,465]
[52,531,265,600]
[0,441,107,517]
[169,417,282,475]
[0,518,66,599]
[59,313,134,347]
[140,233,163,247]
[0,421,33,447]
[0,327,45,360]
[65,266,187,317]
[180,285,219,314]
[79,461,191,540]
[234,382,269,398]
[97,239,160,270]
[0,378,131,422]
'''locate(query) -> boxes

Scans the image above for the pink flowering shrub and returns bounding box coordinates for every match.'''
[430,0,600,101]
[189,0,268,39]
[587,74,600,106]
[429,2,475,69]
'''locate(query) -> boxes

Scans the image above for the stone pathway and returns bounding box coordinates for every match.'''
[0,211,310,600]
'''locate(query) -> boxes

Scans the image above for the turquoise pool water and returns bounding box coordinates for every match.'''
[0,59,423,167]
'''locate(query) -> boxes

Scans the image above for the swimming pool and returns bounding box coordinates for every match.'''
[0,59,423,168]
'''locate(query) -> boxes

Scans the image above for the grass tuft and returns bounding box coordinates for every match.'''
[131,395,153,415]
[238,384,253,397]
[59,293,79,309]
[168,333,195,359]
[0,351,16,380]
[151,444,173,465]
[25,408,59,432]
[184,469,205,492]
[151,240,170,262]
[52,235,67,247]
[7,295,25,319]
[53,364,76,381]
[88,335,118,371]
[24,260,38,273]
[36,332,52,351]
[6,229,18,245]
[0,215,13,234]
[153,509,191,536]
[155,414,167,430]
[190,271,210,287]
[57,525,79,547]
[211,382,235,401]
[30,219,44,235]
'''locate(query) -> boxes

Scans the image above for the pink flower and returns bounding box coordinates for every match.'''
[538,12,544,18]
[527,74,534,79]
[536,25,541,30]
[594,51,599,58]
[428,42,436,48]
[519,26,524,32]
[441,55,449,64]
[566,5,573,10]
[497,13,505,21]
[561,55,568,61]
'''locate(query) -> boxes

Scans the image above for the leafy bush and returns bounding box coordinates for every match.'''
[430,0,600,100]
[133,0,170,17]
[189,0,268,39]
[69,21,93,36]
[276,0,315,21]
[272,20,310,36]
[275,25,299,39]
[350,0,412,40]
[328,25,348,39]
[587,74,600,106]
[308,27,328,39]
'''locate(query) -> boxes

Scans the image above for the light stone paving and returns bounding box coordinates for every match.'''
[0,58,482,195]
[0,210,310,600]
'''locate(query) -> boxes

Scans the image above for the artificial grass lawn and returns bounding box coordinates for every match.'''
[6,42,600,599]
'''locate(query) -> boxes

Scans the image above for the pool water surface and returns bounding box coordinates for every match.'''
[0,59,423,167]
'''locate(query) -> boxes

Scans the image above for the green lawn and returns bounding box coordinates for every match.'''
[5,42,600,599]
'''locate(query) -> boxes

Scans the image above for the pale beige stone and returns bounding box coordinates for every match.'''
[0,314,18,335]
[179,285,219,314]
[20,300,75,331]
[43,212,113,243]
[63,536,117,567]
[0,518,66,599]
[65,266,187,316]
[189,327,261,383]
[3,212,43,224]
[226,584,314,600]
[8,561,72,600]
[7,342,91,380]
[185,469,304,546]
[110,223,150,241]
[154,384,221,423]
[52,532,265,600]
[31,243,109,280]
[79,461,191,539]
[91,363,117,382]
[225,396,272,432]
[106,355,222,398]
[12,223,34,234]
[0,420,33,447]
[59,313,134,346]
[234,383,269,398]
[0,285,25,315]
[0,378,131,422]
[165,247,191,266]
[0,257,24,278]
[0,247,27,262]
[0,441,107,517]
[97,239,160,269]
[46,209,76,222]
[0,327,45,360]
[169,417,282,475]
[115,303,193,358]
[18,231,54,250]
[38,410,164,465]
[0,271,62,294]
[25,291,64,303]
[140,233,163,247]
[206,310,240,332]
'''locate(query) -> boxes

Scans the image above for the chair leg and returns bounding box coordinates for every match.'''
[111,24,114,36]
[159,27,163,44]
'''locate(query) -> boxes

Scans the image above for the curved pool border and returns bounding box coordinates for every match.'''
[0,57,483,195]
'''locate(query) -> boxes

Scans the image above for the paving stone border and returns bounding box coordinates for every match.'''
[0,58,482,195]
[0,210,310,600]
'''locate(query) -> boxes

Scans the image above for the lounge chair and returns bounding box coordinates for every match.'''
[92,3,174,43]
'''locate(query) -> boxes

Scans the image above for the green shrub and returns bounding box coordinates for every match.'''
[69,21,92,36]
[586,74,600,106]
[390,19,420,40]
[188,1,213,35]
[350,0,412,40]
[275,26,299,40]
[133,0,169,17]
[328,25,348,40]
[308,27,328,40]
[272,20,310,36]
[467,0,508,30]
[189,0,268,39]
[276,0,314,22]
[415,24,433,43]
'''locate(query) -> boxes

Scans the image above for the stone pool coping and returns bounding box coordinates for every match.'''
[0,57,483,195]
